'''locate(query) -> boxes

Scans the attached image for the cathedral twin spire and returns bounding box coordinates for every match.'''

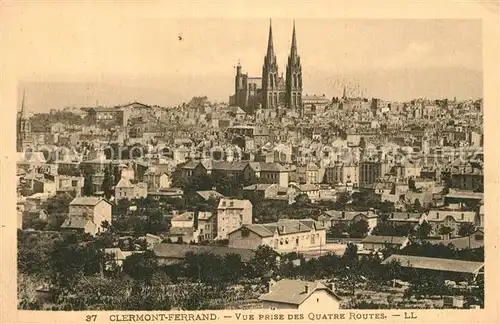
[265,19,298,63]
[263,19,302,109]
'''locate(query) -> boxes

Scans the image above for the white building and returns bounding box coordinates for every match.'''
[228,218,326,253]
[61,196,112,236]
[216,198,253,240]
[259,279,341,311]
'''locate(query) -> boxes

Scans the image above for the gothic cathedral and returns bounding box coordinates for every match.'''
[230,20,302,112]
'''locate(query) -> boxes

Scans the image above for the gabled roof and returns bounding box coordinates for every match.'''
[426,209,476,223]
[323,210,378,221]
[61,217,95,230]
[116,178,134,188]
[69,196,108,206]
[196,190,225,201]
[382,254,484,274]
[180,161,201,170]
[197,211,213,221]
[362,235,408,245]
[218,198,252,209]
[258,279,341,305]
[389,212,423,221]
[152,243,255,262]
[169,227,194,236]
[172,212,194,222]
[243,183,275,191]
[229,218,324,237]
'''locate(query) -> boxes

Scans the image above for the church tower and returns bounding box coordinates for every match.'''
[286,20,302,110]
[262,20,280,109]
[17,90,29,152]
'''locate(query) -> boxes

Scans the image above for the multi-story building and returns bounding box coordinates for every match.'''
[61,197,112,236]
[216,198,253,240]
[425,209,477,237]
[114,178,148,200]
[228,218,326,252]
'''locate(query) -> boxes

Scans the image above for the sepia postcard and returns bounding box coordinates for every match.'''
[1,1,499,323]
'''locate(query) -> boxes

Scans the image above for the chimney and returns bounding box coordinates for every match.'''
[304,284,309,294]
[328,282,335,292]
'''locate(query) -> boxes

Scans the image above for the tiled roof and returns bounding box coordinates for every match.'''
[69,196,105,206]
[382,254,484,274]
[232,218,324,237]
[172,212,194,222]
[362,235,408,245]
[196,190,225,201]
[258,279,341,305]
[152,243,256,262]
[116,178,134,188]
[218,199,252,209]
[323,210,378,221]
[426,210,476,223]
[61,217,94,229]
[169,227,194,236]
[390,212,423,221]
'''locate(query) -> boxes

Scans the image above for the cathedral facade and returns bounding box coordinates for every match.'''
[230,20,302,112]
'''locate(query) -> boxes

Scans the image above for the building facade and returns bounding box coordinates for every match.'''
[230,20,303,112]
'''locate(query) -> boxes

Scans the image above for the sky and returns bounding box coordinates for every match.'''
[8,16,482,112]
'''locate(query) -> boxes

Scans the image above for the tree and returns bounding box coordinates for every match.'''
[83,173,94,196]
[122,250,159,284]
[50,233,104,293]
[439,226,453,238]
[381,260,403,286]
[222,253,244,284]
[458,222,476,237]
[416,220,432,239]
[328,222,348,238]
[101,165,113,199]
[348,219,369,238]
[249,245,278,278]
[335,192,351,210]
[294,193,311,206]
[412,199,422,212]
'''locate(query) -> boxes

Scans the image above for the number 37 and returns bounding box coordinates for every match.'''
[86,315,97,322]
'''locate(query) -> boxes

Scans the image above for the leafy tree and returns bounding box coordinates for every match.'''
[249,245,278,278]
[343,243,358,261]
[294,193,311,206]
[458,222,476,237]
[412,199,422,212]
[83,173,94,196]
[416,220,432,239]
[439,226,454,237]
[222,253,244,284]
[50,233,104,292]
[18,230,60,276]
[328,222,348,238]
[381,260,403,286]
[348,219,369,238]
[101,165,113,199]
[122,250,159,284]
[335,192,351,209]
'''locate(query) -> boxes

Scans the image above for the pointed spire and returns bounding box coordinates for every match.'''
[266,19,275,59]
[290,19,298,58]
[20,89,26,117]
